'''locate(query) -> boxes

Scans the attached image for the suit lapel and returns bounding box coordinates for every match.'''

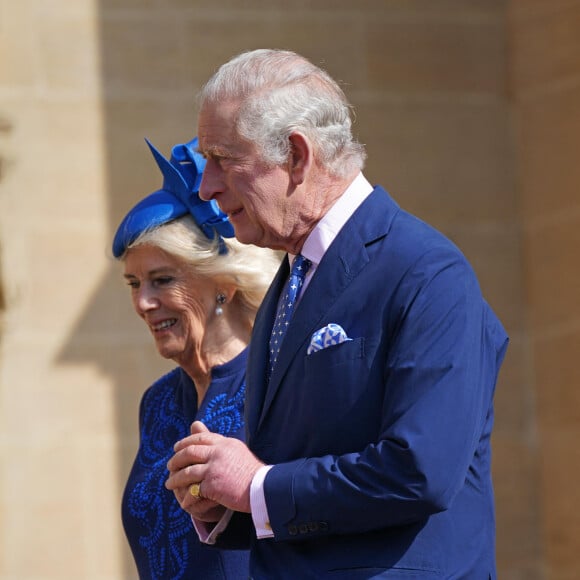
[255,187,399,431]
[245,258,288,439]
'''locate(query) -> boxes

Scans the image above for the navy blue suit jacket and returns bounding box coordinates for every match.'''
[228,186,508,579]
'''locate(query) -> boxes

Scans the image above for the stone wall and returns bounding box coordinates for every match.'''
[0,0,577,578]
[510,2,580,579]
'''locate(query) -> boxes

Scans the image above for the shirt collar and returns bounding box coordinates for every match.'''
[295,172,373,267]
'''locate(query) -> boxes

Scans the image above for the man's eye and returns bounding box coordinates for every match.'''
[209,152,228,164]
[207,155,223,166]
[126,281,139,289]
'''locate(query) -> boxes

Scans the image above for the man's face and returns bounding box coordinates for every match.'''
[197,100,298,252]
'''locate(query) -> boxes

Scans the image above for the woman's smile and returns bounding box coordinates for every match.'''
[150,318,178,333]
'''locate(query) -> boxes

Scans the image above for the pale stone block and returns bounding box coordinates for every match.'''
[509,0,568,18]
[0,98,106,221]
[99,18,190,94]
[0,343,115,439]
[525,216,580,332]
[493,436,545,580]
[101,0,157,9]
[366,16,507,95]
[357,98,517,225]
[181,16,368,89]
[534,328,580,429]
[536,429,580,578]
[517,86,580,224]
[3,228,109,337]
[157,0,505,14]
[511,3,580,92]
[0,440,121,578]
[34,4,100,93]
[77,440,126,578]
[0,0,38,88]
[102,99,197,227]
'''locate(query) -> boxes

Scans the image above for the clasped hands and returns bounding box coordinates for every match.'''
[165,421,265,522]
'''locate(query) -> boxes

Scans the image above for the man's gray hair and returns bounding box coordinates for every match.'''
[199,49,366,178]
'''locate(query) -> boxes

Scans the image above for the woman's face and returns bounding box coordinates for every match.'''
[123,244,216,366]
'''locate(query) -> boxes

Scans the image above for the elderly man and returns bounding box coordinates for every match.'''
[166,48,508,579]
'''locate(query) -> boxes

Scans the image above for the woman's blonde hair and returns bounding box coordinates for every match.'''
[122,215,280,327]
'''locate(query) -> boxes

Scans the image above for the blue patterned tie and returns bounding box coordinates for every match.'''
[269,254,312,377]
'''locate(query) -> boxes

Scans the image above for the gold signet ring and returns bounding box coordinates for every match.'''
[189,483,202,498]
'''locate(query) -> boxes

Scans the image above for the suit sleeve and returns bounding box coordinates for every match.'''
[263,248,508,541]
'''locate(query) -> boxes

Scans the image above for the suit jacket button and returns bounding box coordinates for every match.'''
[308,522,319,532]
[299,524,308,534]
[319,521,329,532]
[288,525,298,536]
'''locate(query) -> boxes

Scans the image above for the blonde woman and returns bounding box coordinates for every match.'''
[112,138,279,579]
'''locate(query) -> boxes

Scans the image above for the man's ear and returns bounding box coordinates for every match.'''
[288,133,312,185]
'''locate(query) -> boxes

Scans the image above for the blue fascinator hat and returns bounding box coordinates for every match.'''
[112,137,234,258]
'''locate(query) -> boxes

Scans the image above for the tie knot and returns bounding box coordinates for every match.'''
[291,254,312,279]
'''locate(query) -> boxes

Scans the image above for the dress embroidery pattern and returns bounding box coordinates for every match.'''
[124,368,246,579]
[200,384,245,435]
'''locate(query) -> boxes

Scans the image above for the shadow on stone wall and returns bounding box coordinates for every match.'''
[0,250,5,339]
[0,116,13,345]
[54,4,209,575]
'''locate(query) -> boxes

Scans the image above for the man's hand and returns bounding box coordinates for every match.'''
[165,421,265,515]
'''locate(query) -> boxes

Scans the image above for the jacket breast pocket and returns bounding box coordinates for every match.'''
[305,335,365,366]
[303,337,370,429]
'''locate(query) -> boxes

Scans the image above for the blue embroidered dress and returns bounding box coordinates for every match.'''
[122,349,250,579]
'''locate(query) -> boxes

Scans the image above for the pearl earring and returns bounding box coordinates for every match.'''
[215,293,226,316]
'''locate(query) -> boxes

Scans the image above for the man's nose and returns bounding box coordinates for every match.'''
[198,158,221,201]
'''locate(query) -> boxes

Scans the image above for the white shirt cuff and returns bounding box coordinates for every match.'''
[250,465,275,538]
[192,509,234,545]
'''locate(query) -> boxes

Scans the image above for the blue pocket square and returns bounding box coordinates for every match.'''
[307,323,352,355]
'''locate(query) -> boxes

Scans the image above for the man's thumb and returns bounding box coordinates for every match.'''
[190,420,209,434]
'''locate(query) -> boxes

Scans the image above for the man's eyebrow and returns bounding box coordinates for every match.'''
[201,144,232,158]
